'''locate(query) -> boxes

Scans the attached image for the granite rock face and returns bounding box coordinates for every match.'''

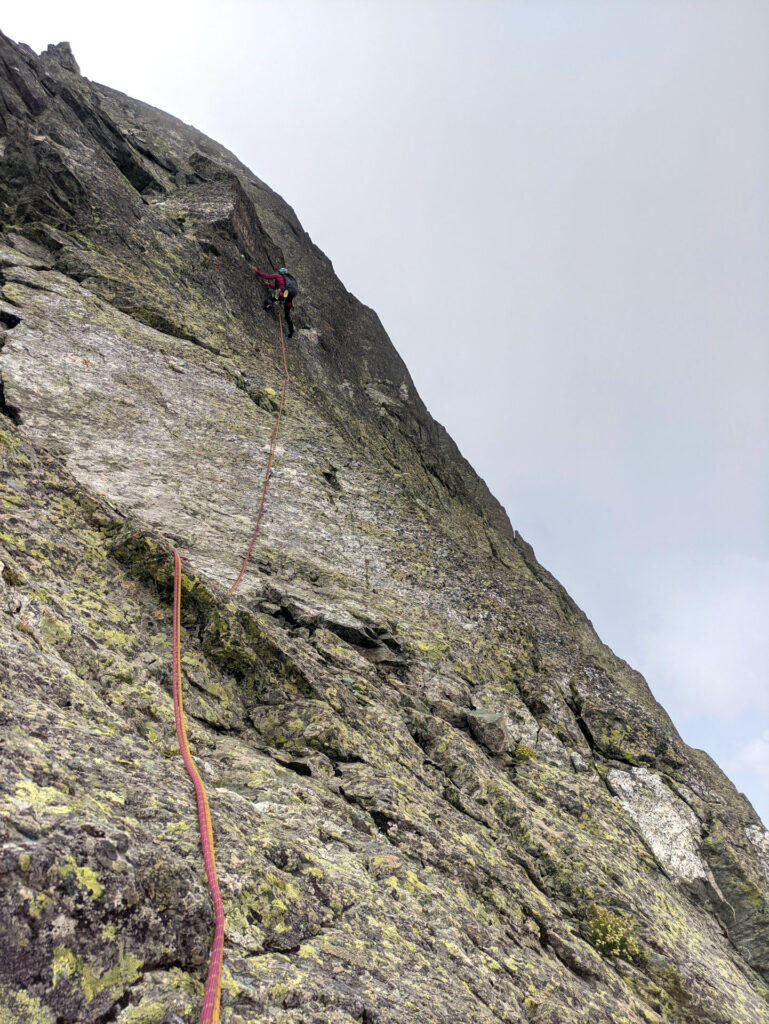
[1,30,767,1024]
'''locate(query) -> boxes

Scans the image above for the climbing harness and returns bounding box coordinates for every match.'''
[229,306,291,593]
[172,550,225,1024]
[168,307,291,1021]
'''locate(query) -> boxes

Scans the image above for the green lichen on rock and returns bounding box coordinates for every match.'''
[0,986,57,1024]
[118,999,166,1024]
[38,613,71,647]
[59,855,103,899]
[52,945,143,1003]
[587,903,642,962]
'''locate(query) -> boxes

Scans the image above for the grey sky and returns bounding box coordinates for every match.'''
[4,0,768,824]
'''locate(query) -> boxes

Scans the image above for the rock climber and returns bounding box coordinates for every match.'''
[251,265,298,338]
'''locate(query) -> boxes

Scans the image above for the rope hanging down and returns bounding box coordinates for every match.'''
[229,306,291,593]
[169,310,291,1022]
[172,550,225,1024]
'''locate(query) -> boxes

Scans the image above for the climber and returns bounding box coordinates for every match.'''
[252,265,298,338]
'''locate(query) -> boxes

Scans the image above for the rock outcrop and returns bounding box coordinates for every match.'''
[1,30,767,1024]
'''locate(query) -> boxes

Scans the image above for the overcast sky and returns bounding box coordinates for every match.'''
[5,1,768,825]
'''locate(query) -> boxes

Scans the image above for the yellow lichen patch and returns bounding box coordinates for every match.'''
[220,967,240,997]
[12,780,69,815]
[59,855,103,899]
[404,870,430,894]
[297,943,322,961]
[163,967,204,996]
[27,892,49,919]
[52,945,143,1003]
[0,986,57,1024]
[120,1000,166,1024]
[269,982,291,1006]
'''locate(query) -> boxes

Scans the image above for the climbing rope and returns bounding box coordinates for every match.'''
[229,306,291,593]
[172,549,225,1024]
[168,309,291,1021]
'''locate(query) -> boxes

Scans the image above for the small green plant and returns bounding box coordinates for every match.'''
[587,903,640,961]
[514,743,536,762]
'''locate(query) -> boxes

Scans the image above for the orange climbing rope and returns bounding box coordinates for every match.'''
[172,550,225,1024]
[229,306,291,593]
[169,308,291,1022]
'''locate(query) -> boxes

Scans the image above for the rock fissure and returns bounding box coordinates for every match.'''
[0,308,21,330]
[0,374,22,423]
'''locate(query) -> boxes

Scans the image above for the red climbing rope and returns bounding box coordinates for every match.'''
[167,309,291,1020]
[229,306,291,593]
[172,549,225,1024]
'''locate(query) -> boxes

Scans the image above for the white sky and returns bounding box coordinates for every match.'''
[4,1,768,825]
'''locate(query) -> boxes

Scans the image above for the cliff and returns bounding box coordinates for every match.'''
[0,32,767,1024]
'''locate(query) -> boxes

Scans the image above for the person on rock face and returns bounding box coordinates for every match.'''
[251,265,298,338]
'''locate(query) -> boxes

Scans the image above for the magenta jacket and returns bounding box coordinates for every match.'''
[252,267,286,290]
